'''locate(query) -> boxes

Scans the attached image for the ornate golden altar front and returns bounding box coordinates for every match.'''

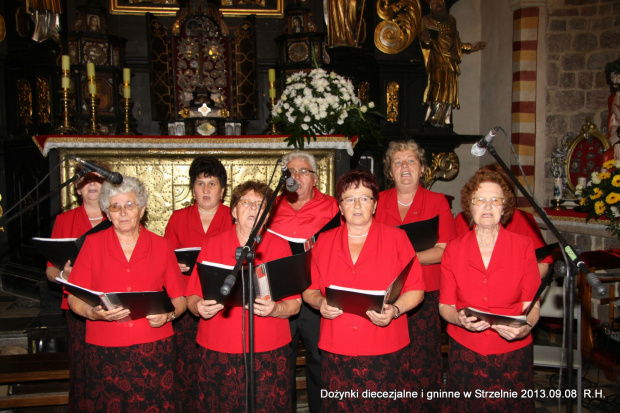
[34,135,354,236]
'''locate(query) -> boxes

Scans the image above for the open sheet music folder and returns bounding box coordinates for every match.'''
[197,249,312,306]
[56,277,174,320]
[325,257,414,319]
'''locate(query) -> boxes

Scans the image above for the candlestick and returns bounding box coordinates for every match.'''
[53,88,78,135]
[119,98,137,135]
[266,97,278,135]
[87,95,100,135]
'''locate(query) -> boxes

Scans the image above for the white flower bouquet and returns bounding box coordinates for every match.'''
[270,68,382,148]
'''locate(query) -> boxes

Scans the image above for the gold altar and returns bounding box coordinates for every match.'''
[34,135,355,236]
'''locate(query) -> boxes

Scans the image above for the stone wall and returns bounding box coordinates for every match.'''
[545,0,620,196]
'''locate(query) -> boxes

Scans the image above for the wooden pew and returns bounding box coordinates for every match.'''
[0,352,69,409]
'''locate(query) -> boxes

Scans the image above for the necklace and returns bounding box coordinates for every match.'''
[120,241,137,247]
[198,207,216,215]
[397,200,412,207]
[478,240,496,248]
[348,233,369,238]
[88,216,103,221]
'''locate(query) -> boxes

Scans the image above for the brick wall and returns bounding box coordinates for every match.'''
[545,0,620,194]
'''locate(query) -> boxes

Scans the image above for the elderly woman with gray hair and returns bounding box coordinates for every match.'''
[67,177,187,412]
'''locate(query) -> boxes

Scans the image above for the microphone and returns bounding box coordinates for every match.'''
[281,165,299,192]
[74,157,123,185]
[471,127,499,157]
[220,274,236,296]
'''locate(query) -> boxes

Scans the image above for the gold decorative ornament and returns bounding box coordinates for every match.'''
[18,79,33,126]
[424,151,459,189]
[386,81,399,123]
[55,87,79,135]
[37,77,51,124]
[374,0,422,54]
[357,81,370,103]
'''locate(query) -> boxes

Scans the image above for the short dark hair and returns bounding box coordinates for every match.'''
[189,156,227,188]
[336,170,379,201]
[460,169,516,227]
[230,181,275,222]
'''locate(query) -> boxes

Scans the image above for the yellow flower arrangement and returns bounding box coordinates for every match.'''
[576,159,620,239]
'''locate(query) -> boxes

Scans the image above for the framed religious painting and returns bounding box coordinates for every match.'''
[109,0,284,17]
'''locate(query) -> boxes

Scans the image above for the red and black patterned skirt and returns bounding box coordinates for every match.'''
[65,309,86,413]
[443,338,534,413]
[321,347,412,412]
[80,336,176,413]
[408,290,443,411]
[196,345,292,413]
[173,311,200,413]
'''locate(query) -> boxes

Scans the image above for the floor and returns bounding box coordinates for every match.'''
[1,289,619,413]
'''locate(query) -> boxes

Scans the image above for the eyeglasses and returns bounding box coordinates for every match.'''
[471,197,505,206]
[238,198,265,209]
[340,196,375,205]
[289,168,315,176]
[108,201,140,212]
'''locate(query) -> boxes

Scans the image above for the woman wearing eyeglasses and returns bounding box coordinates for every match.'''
[44,161,108,412]
[185,181,301,412]
[453,164,551,278]
[303,170,425,412]
[67,177,187,412]
[164,156,232,413]
[268,150,340,413]
[374,140,456,409]
[439,169,541,412]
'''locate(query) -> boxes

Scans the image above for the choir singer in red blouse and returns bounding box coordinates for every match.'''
[439,169,541,413]
[185,181,301,412]
[374,140,456,408]
[67,177,187,412]
[164,155,232,413]
[303,170,425,412]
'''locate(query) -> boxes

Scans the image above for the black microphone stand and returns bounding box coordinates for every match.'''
[219,166,290,413]
[485,142,601,412]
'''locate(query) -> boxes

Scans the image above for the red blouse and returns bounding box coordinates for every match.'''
[375,187,456,291]
[164,202,232,249]
[454,209,552,264]
[269,187,340,240]
[68,226,186,347]
[439,228,541,355]
[309,221,425,356]
[48,205,107,310]
[185,227,296,353]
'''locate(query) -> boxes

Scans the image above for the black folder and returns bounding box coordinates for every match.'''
[57,277,174,320]
[32,238,84,270]
[325,257,414,319]
[197,250,312,307]
[174,247,201,275]
[33,220,113,270]
[254,249,312,301]
[397,215,439,252]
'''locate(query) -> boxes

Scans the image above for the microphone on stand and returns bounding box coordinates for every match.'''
[471,127,499,157]
[281,165,299,192]
[73,157,123,184]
